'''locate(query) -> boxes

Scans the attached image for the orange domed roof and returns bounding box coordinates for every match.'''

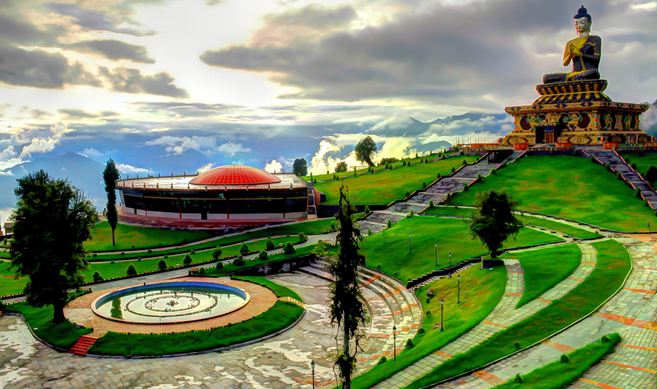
[190,165,281,186]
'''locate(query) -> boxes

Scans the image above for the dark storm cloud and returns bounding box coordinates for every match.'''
[46,2,152,36]
[68,39,154,63]
[99,67,188,98]
[201,0,633,103]
[0,44,99,88]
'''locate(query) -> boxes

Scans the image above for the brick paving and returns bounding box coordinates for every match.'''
[436,236,656,389]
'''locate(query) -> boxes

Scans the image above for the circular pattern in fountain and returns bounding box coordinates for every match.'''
[92,281,250,324]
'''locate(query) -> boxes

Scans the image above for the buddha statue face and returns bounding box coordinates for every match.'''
[574,16,591,35]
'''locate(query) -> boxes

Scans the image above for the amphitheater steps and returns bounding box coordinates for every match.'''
[69,335,98,356]
[299,261,422,361]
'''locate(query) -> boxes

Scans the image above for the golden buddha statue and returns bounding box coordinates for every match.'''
[543,6,601,84]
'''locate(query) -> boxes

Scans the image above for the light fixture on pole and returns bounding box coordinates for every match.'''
[393,324,397,361]
[457,272,461,304]
[440,298,445,332]
[434,242,438,267]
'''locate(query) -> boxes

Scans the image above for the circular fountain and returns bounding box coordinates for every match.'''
[91,281,250,324]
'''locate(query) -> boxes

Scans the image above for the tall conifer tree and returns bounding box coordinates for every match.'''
[103,159,120,246]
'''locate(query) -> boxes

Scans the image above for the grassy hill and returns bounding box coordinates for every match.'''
[449,155,657,232]
[314,155,477,205]
[622,151,657,177]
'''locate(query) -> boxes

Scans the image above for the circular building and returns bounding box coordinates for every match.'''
[116,165,315,228]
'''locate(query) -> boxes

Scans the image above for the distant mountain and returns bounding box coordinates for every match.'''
[0,153,106,211]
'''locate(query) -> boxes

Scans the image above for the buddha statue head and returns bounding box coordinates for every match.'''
[574,5,592,36]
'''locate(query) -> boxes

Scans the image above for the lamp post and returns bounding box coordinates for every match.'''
[434,242,438,267]
[311,360,316,389]
[457,272,461,304]
[440,298,444,332]
[393,324,397,361]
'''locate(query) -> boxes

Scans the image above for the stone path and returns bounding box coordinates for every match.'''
[375,243,597,388]
[0,271,397,389]
[436,236,656,389]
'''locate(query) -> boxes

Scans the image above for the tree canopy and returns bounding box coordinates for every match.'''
[355,136,377,167]
[292,158,308,176]
[103,159,120,246]
[10,170,97,322]
[335,161,348,173]
[470,191,522,258]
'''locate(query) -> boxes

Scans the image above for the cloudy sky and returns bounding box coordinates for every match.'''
[1,0,657,184]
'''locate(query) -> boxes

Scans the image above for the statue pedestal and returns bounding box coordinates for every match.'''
[502,80,652,147]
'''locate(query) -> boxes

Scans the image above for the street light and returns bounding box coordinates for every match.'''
[393,324,397,361]
[434,242,438,267]
[457,272,461,304]
[311,360,316,389]
[440,298,445,332]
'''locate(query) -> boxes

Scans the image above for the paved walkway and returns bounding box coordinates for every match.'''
[436,236,656,389]
[0,271,394,389]
[375,243,597,388]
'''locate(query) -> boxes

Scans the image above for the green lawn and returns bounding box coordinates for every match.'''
[409,239,631,388]
[231,275,303,301]
[86,221,214,252]
[84,236,299,282]
[449,155,657,232]
[362,216,563,284]
[0,261,27,297]
[424,207,601,239]
[352,265,506,389]
[622,151,657,178]
[88,218,335,262]
[89,301,303,356]
[6,301,92,349]
[494,333,621,389]
[314,155,477,205]
[503,244,581,307]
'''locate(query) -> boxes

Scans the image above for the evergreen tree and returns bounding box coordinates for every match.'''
[470,191,522,258]
[292,158,308,176]
[327,186,367,388]
[103,159,120,246]
[10,170,97,323]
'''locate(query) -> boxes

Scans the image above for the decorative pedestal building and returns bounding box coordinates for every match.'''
[502,79,652,149]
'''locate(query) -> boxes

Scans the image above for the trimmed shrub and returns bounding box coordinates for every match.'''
[158,259,167,271]
[377,356,387,365]
[198,268,206,276]
[283,242,296,255]
[560,354,570,363]
[233,256,245,266]
[92,272,103,283]
[240,244,249,256]
[212,247,222,261]
[266,238,276,250]
[298,233,308,243]
[126,265,137,276]
[183,255,192,265]
[405,339,414,349]
[215,261,224,270]
[258,250,268,261]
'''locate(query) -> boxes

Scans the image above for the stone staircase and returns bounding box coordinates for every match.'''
[69,335,98,356]
[298,260,422,362]
[581,149,657,209]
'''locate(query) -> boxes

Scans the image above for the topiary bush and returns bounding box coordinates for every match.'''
[298,233,308,243]
[233,256,245,266]
[283,242,296,255]
[239,244,249,256]
[183,255,192,265]
[266,239,275,251]
[126,265,137,276]
[215,261,224,270]
[212,246,222,261]
[158,259,167,271]
[560,354,570,363]
[258,250,268,261]
[93,272,103,283]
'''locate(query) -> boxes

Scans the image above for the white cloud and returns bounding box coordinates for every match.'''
[116,163,153,175]
[145,135,216,155]
[264,159,283,173]
[217,142,251,156]
[80,147,103,158]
